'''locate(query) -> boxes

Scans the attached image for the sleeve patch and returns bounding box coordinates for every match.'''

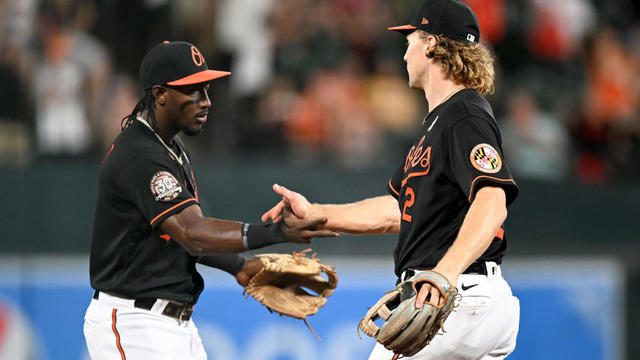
[150,171,182,201]
[470,143,502,173]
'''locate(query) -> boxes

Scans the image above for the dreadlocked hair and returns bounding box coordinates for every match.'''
[418,31,495,95]
[121,90,157,130]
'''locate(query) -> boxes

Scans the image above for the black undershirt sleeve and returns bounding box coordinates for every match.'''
[197,254,246,276]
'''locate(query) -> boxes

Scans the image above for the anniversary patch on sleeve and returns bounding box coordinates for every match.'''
[150,171,182,201]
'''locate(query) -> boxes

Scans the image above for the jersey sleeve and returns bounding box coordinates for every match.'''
[387,166,403,199]
[116,152,199,228]
[448,117,518,205]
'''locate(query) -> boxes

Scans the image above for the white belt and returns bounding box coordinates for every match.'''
[399,261,502,282]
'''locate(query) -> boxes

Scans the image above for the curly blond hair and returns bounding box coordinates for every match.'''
[418,31,495,95]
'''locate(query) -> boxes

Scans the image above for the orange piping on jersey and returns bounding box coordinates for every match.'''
[401,169,430,187]
[111,309,126,360]
[496,227,504,240]
[150,198,197,226]
[103,144,115,163]
[190,169,199,201]
[388,180,400,196]
[468,176,516,202]
[159,234,171,242]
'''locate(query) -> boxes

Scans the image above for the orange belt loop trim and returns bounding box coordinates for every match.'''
[150,198,197,226]
[111,308,126,360]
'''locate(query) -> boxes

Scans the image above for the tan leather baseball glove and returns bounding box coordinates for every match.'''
[244,249,338,323]
[358,270,458,357]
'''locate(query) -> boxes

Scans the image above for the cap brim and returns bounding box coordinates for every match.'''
[387,25,417,34]
[167,70,231,86]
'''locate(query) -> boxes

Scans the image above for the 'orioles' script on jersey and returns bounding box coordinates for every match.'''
[387,89,519,277]
[402,136,431,185]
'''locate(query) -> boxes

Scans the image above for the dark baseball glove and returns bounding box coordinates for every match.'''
[358,270,458,357]
[244,249,338,322]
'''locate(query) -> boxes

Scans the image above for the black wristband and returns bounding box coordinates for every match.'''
[197,254,246,276]
[245,222,287,250]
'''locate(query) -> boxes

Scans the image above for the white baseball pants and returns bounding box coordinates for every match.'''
[368,263,520,360]
[83,292,207,360]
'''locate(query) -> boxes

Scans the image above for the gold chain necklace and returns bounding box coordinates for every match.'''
[136,115,188,166]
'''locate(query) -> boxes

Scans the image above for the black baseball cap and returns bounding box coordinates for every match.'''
[388,0,480,43]
[140,41,231,90]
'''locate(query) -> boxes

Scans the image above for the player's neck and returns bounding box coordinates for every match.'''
[153,116,178,145]
[423,70,465,113]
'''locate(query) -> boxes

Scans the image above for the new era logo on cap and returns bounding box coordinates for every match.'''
[387,0,480,43]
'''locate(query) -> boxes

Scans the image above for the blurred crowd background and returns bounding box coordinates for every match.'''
[1,0,640,359]
[0,0,639,183]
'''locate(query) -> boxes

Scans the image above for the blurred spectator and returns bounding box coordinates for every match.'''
[98,74,139,150]
[526,0,595,60]
[216,0,275,96]
[500,90,570,181]
[583,28,640,129]
[0,0,39,164]
[366,59,422,134]
[31,5,110,156]
[32,27,93,155]
[283,62,383,168]
[256,75,298,149]
[0,42,31,165]
[570,27,640,182]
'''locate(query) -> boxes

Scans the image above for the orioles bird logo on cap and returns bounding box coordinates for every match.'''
[191,46,203,66]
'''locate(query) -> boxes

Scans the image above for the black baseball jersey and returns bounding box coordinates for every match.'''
[90,119,204,304]
[388,89,518,277]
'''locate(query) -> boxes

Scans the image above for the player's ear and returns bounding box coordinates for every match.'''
[152,86,168,106]
[424,35,437,58]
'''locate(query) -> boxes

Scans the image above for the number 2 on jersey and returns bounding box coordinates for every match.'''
[402,187,415,222]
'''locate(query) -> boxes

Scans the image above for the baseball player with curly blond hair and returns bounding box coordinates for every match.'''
[263,0,521,358]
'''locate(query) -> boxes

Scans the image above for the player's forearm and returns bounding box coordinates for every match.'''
[434,187,507,281]
[162,206,287,255]
[179,217,247,254]
[312,195,400,234]
[186,219,293,255]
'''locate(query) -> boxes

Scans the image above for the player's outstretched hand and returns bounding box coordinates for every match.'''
[280,205,339,243]
[235,257,264,287]
[261,184,311,223]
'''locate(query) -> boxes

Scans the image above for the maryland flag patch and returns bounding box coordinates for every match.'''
[470,144,502,173]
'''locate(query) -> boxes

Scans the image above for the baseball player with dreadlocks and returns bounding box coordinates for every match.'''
[262,0,520,358]
[83,41,337,359]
